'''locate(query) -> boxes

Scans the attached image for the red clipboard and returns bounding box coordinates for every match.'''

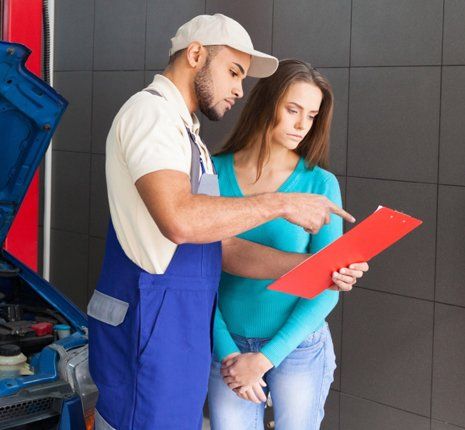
[268,206,423,299]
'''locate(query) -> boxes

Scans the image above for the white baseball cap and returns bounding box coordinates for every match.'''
[169,14,279,78]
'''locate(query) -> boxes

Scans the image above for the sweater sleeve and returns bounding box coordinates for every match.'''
[259,174,343,367]
[213,303,241,362]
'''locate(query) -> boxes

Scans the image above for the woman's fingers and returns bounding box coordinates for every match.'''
[339,267,363,278]
[329,262,370,291]
[233,384,266,404]
[332,272,356,285]
[252,384,267,402]
[233,387,248,401]
[223,376,239,385]
[221,366,236,378]
[349,262,369,272]
[226,381,242,390]
[329,282,353,292]
[222,358,236,368]
[244,388,261,404]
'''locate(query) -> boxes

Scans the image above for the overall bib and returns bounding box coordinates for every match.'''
[88,89,221,429]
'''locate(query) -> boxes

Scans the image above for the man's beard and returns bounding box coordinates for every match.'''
[194,63,224,121]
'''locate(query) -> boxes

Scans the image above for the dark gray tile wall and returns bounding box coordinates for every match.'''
[50,229,89,311]
[320,68,350,177]
[347,67,440,183]
[433,421,465,430]
[51,1,465,428]
[206,0,273,53]
[341,288,434,416]
[340,394,430,430]
[53,72,93,152]
[146,0,205,70]
[273,0,351,67]
[436,186,465,307]
[54,0,94,71]
[351,0,443,66]
[432,304,465,428]
[439,67,465,186]
[443,0,465,65]
[93,0,146,70]
[51,151,91,235]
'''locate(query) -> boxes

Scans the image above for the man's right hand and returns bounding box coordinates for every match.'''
[282,193,355,233]
[136,170,354,244]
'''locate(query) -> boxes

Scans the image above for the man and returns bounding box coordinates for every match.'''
[88,13,366,430]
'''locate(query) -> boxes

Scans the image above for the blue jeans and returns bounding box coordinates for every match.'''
[207,322,336,430]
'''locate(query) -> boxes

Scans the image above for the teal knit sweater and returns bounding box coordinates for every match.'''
[212,153,343,367]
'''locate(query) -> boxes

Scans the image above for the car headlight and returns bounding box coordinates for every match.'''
[57,345,98,427]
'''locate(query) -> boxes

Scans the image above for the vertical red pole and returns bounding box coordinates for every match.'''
[2,0,43,271]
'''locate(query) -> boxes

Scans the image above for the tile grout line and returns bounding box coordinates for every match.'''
[429,0,447,427]
[336,389,465,428]
[271,0,275,55]
[354,285,465,311]
[338,391,440,423]
[143,0,149,71]
[86,0,98,306]
[339,0,354,427]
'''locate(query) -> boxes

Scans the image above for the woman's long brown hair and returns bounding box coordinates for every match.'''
[215,59,334,181]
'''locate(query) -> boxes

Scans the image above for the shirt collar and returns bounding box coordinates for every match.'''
[146,74,200,135]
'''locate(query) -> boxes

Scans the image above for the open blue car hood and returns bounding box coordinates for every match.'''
[0,42,87,330]
[0,41,67,245]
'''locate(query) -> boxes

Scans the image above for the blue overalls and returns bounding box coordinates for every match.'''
[88,89,222,429]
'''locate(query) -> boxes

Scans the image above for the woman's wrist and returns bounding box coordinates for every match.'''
[257,352,274,373]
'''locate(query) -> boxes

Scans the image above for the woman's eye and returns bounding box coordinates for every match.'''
[230,70,238,77]
[287,109,298,114]
[308,115,315,120]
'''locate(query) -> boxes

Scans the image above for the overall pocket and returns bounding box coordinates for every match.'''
[87,290,134,386]
[137,284,168,360]
[87,290,129,326]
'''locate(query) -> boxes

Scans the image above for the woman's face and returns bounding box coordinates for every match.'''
[271,81,323,150]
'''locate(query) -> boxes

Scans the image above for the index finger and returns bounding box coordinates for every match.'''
[253,384,267,402]
[328,201,356,223]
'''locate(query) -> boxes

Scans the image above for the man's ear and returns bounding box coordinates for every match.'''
[186,42,205,68]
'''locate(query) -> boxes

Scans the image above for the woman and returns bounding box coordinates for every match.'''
[208,59,368,429]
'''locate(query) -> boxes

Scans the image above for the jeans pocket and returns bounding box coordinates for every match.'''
[296,323,327,351]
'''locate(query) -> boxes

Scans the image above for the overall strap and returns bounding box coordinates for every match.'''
[144,89,201,193]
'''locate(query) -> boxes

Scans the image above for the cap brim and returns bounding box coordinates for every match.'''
[227,44,278,78]
[248,50,279,78]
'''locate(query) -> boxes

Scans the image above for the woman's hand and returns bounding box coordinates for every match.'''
[328,262,369,292]
[222,352,241,362]
[221,352,273,388]
[233,379,268,403]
